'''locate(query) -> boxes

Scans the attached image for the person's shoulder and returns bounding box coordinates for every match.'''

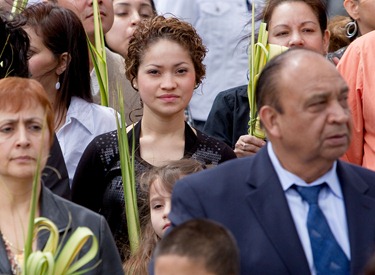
[351,31,375,59]
[195,130,236,157]
[342,161,375,177]
[342,31,375,59]
[105,47,126,76]
[105,47,124,63]
[209,85,248,116]
[44,187,105,223]
[93,129,118,142]
[89,102,116,112]
[89,102,118,120]
[196,130,229,146]
[84,129,118,154]
[69,97,115,117]
[175,156,252,192]
[338,160,375,189]
[217,84,248,99]
[354,30,375,45]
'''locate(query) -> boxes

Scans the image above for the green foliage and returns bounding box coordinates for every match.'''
[22,117,99,275]
[116,89,140,255]
[247,4,288,139]
[87,0,109,106]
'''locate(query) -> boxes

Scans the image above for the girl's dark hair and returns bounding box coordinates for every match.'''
[23,3,92,127]
[0,10,29,78]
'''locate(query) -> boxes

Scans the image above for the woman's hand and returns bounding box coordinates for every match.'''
[234,135,266,158]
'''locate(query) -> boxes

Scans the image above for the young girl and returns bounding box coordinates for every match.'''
[124,159,204,274]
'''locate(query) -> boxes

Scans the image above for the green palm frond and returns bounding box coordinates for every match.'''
[116,88,140,254]
[87,0,109,106]
[247,4,288,138]
[22,116,99,275]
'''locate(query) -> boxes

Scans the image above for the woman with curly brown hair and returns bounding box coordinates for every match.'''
[71,15,236,261]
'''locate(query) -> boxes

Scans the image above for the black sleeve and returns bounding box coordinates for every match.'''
[71,137,106,213]
[203,91,235,148]
[43,134,71,200]
[218,143,237,164]
[97,216,124,274]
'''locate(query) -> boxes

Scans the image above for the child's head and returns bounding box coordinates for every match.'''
[154,219,240,275]
[141,159,204,238]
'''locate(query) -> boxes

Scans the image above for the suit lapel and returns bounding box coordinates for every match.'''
[337,162,375,274]
[245,148,311,274]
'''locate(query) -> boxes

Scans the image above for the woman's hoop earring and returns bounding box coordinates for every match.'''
[345,21,358,39]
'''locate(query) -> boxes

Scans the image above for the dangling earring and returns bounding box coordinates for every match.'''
[55,76,61,91]
[345,20,358,39]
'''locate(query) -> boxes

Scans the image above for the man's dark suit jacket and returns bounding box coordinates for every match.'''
[170,147,375,274]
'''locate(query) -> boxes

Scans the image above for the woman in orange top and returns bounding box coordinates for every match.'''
[337,30,375,170]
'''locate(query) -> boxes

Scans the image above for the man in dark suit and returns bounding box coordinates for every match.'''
[169,48,375,274]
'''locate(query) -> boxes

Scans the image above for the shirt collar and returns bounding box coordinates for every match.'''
[267,142,343,199]
[65,97,94,134]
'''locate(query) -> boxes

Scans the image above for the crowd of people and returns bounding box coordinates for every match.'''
[1,0,375,274]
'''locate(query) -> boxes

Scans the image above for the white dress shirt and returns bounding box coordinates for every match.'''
[56,96,118,185]
[267,142,350,275]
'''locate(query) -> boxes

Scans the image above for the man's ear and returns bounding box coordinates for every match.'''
[56,52,71,76]
[344,0,360,20]
[259,105,281,139]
